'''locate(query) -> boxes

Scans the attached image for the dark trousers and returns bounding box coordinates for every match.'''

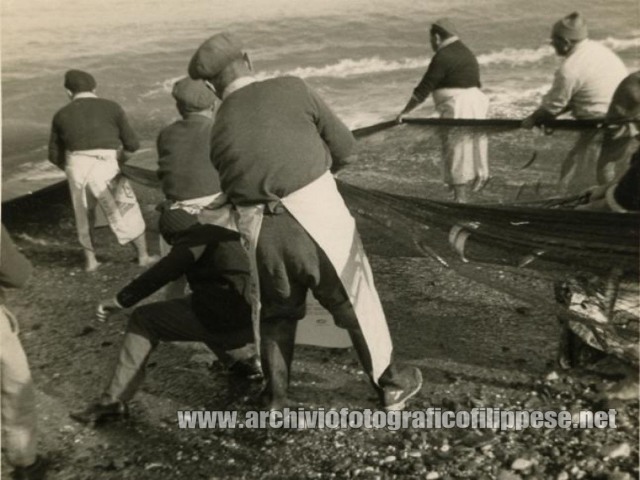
[256,210,408,407]
[102,297,253,403]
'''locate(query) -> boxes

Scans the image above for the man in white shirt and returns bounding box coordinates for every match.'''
[523,12,627,194]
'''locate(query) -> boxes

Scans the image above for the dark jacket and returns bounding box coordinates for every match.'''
[116,224,251,333]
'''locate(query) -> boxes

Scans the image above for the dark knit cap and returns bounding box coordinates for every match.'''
[188,32,244,80]
[158,207,199,244]
[64,70,97,93]
[431,18,459,37]
[172,77,217,113]
[552,12,588,41]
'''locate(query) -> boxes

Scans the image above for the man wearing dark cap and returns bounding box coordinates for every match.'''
[70,209,259,424]
[48,69,156,271]
[157,77,220,205]
[156,77,221,298]
[397,18,489,203]
[189,32,422,412]
[523,12,628,194]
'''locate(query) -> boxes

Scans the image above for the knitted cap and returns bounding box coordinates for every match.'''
[64,70,96,93]
[188,32,244,80]
[552,12,588,41]
[172,77,217,112]
[158,207,199,244]
[431,18,459,37]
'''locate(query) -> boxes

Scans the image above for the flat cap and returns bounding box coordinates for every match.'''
[64,69,96,93]
[552,12,588,41]
[188,32,244,80]
[432,18,459,37]
[171,77,216,112]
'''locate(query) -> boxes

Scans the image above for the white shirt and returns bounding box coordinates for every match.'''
[542,39,628,119]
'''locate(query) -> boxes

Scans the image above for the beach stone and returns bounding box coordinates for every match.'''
[601,442,631,459]
[425,472,440,479]
[383,455,396,463]
[545,371,559,381]
[496,470,521,480]
[556,472,569,480]
[511,458,533,471]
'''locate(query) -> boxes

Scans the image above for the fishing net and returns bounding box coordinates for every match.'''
[338,119,639,366]
[122,118,639,365]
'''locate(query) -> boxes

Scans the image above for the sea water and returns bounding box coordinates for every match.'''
[2,0,638,183]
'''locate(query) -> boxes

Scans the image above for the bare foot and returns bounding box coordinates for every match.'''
[85,260,102,272]
[137,255,160,267]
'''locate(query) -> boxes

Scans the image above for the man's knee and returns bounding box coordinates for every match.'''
[127,307,157,343]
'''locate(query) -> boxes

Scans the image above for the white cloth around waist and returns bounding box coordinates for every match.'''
[433,87,489,119]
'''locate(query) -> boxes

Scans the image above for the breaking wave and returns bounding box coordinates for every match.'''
[256,35,639,80]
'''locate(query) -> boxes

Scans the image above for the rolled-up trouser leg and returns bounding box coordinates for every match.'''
[0,308,37,467]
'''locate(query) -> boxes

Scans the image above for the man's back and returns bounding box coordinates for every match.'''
[415,40,481,99]
[52,97,139,152]
[210,76,354,205]
[551,40,628,118]
[157,114,220,201]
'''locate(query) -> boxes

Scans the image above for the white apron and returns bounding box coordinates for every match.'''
[433,87,489,186]
[65,149,145,251]
[199,171,393,383]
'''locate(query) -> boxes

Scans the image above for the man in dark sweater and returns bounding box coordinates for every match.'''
[157,77,220,202]
[397,18,489,202]
[156,77,221,298]
[48,69,156,271]
[189,32,422,411]
[70,208,259,424]
[1,226,49,479]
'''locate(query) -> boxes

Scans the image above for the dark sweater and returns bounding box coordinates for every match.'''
[413,40,481,102]
[116,224,251,333]
[210,76,355,205]
[48,96,140,168]
[157,114,221,201]
[0,225,33,304]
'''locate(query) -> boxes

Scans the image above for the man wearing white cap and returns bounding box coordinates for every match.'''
[189,32,422,411]
[523,12,628,194]
[397,18,490,203]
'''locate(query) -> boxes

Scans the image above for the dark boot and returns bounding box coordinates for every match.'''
[260,318,297,410]
[70,399,129,425]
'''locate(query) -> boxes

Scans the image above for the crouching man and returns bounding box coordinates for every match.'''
[70,209,260,424]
